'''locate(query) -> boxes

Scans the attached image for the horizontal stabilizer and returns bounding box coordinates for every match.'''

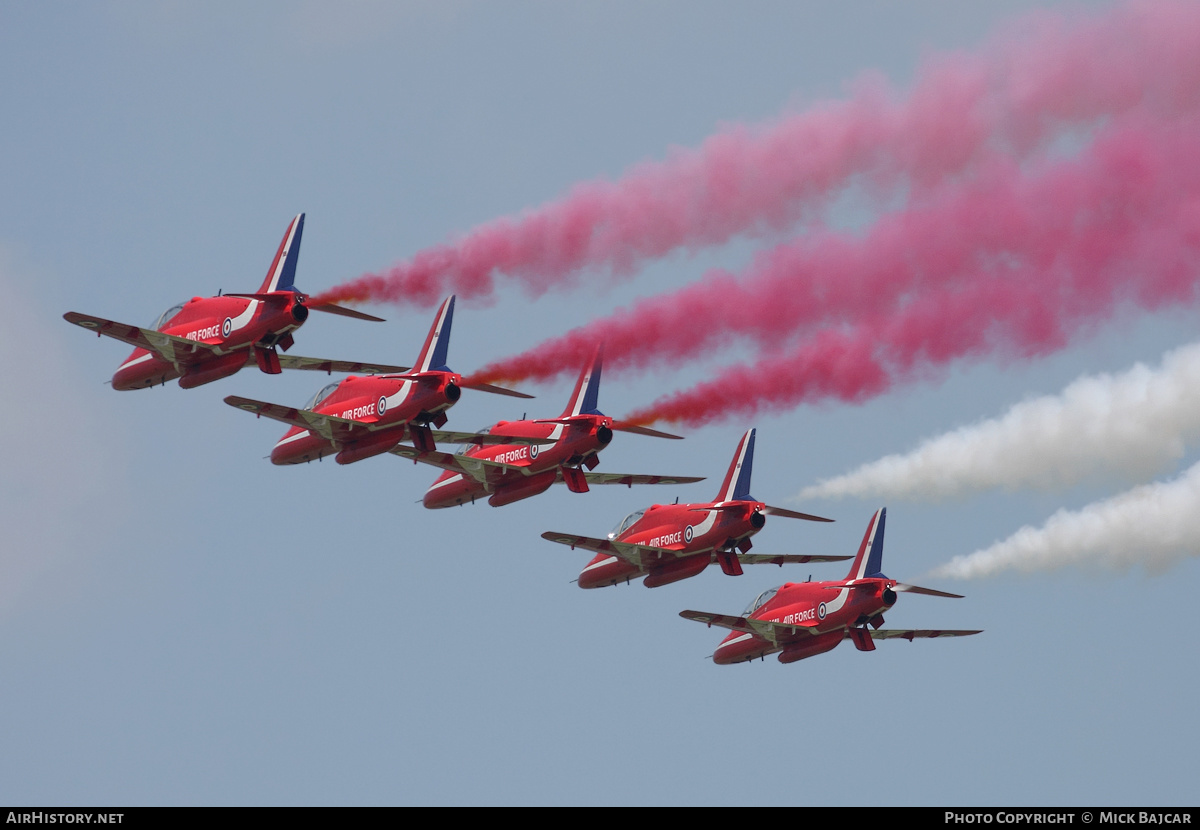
[533,414,604,426]
[582,472,704,487]
[762,504,834,522]
[309,303,385,322]
[276,355,410,374]
[894,582,964,599]
[610,420,684,440]
[460,380,533,399]
[222,292,293,302]
[737,553,853,566]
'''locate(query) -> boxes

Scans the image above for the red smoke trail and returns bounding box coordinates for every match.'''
[470,112,1200,389]
[621,128,1200,426]
[315,1,1200,311]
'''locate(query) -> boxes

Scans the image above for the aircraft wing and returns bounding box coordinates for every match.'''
[580,472,706,487]
[276,355,411,375]
[540,532,685,569]
[64,312,227,365]
[737,553,853,567]
[678,610,817,643]
[426,431,556,447]
[224,395,388,441]
[388,445,525,484]
[852,629,982,640]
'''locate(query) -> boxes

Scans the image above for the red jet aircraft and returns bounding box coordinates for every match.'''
[542,428,844,588]
[64,214,404,390]
[681,508,981,664]
[392,347,706,508]
[225,295,532,466]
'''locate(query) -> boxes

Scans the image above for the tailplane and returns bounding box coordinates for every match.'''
[257,214,305,293]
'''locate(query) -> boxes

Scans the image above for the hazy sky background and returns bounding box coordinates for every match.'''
[2,1,1196,806]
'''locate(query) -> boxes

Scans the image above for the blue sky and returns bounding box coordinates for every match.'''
[2,1,1196,806]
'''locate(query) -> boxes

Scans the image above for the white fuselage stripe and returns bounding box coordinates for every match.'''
[274,430,312,448]
[717,633,753,650]
[427,473,464,492]
[229,299,259,333]
[119,352,156,370]
[581,555,619,573]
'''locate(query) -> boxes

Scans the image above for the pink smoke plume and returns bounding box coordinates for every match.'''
[469,112,1200,394]
[619,120,1200,426]
[315,0,1200,311]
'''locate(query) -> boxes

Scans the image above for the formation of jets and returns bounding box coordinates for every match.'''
[65,214,980,667]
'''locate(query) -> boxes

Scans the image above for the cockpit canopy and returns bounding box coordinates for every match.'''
[742,587,779,616]
[456,426,490,456]
[303,381,341,411]
[607,509,645,540]
[151,302,186,331]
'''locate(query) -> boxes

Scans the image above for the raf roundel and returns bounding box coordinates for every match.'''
[529,443,539,460]
[221,317,233,338]
[817,602,827,620]
[684,524,694,543]
[377,395,387,416]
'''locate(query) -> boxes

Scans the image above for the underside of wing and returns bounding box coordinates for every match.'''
[276,355,411,375]
[540,532,683,568]
[855,629,983,641]
[390,445,528,486]
[581,472,706,487]
[64,312,223,365]
[678,611,815,643]
[389,444,479,475]
[428,431,556,447]
[736,553,854,567]
[224,395,379,441]
[679,610,757,635]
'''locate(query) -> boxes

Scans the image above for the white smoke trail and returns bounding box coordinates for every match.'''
[796,342,1200,502]
[930,460,1200,579]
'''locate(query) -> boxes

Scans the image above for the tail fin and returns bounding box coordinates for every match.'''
[846,508,887,580]
[257,213,305,293]
[560,344,604,417]
[715,428,756,502]
[413,295,455,372]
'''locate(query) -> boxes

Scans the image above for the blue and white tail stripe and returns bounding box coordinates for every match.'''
[716,428,756,503]
[847,507,887,580]
[258,213,305,294]
[562,345,604,417]
[415,296,455,373]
